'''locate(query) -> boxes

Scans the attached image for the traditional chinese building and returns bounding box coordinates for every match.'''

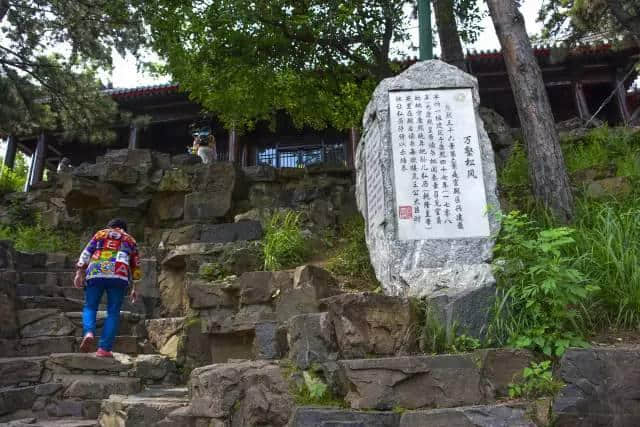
[3,41,639,190]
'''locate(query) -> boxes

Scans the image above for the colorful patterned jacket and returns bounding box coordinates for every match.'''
[76,228,141,285]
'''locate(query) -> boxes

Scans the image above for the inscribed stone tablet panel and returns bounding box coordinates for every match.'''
[365,121,385,229]
[388,88,490,240]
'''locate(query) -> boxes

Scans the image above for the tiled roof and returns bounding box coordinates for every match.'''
[466,39,638,63]
[103,83,180,99]
[397,39,638,65]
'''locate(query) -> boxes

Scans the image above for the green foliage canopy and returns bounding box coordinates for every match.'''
[146,0,413,131]
[0,0,147,142]
[538,0,640,44]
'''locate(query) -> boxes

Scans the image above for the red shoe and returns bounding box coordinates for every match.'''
[79,333,94,353]
[96,348,113,358]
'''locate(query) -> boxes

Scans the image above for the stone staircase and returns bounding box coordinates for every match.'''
[0,352,183,426]
[3,243,632,426]
[0,248,188,426]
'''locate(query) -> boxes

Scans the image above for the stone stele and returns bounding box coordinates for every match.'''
[355,60,500,326]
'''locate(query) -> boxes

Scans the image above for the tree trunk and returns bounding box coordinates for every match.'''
[433,0,466,71]
[486,0,574,222]
[0,0,9,23]
[605,0,640,43]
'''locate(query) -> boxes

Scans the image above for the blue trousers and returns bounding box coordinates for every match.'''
[83,278,127,351]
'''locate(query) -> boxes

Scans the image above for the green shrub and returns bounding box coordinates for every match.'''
[508,361,564,399]
[282,363,345,407]
[0,153,28,195]
[489,211,597,357]
[199,262,231,281]
[0,224,82,255]
[563,126,640,175]
[262,210,308,271]
[572,197,640,329]
[416,300,482,354]
[326,215,378,288]
[499,141,529,189]
[417,300,448,354]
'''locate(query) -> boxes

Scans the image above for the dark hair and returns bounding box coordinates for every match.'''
[107,218,128,232]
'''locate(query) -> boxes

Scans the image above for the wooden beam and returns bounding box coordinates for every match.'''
[3,135,17,169]
[228,128,237,163]
[573,82,591,121]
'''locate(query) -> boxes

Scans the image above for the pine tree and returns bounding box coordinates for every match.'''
[0,0,147,143]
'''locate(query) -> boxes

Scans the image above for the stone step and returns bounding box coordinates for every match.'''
[45,353,179,386]
[16,309,144,340]
[337,350,533,411]
[289,403,537,427]
[18,297,84,312]
[99,387,190,427]
[289,407,400,427]
[72,336,141,355]
[0,336,142,357]
[0,357,48,388]
[17,291,143,315]
[65,311,144,337]
[0,385,38,416]
[0,337,76,357]
[16,285,83,300]
[17,271,75,287]
[4,417,98,427]
[50,374,142,400]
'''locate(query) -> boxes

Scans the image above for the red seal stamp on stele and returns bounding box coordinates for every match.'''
[398,206,413,220]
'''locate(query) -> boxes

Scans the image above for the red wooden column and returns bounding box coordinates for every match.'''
[615,71,631,124]
[347,127,360,169]
[228,128,237,163]
[3,135,17,169]
[128,124,139,149]
[26,133,47,191]
[573,82,591,121]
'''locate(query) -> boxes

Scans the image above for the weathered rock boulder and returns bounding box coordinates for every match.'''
[60,174,121,210]
[338,349,534,411]
[189,360,293,426]
[288,312,337,370]
[100,391,190,427]
[340,355,483,410]
[585,176,632,199]
[146,317,185,359]
[322,292,417,358]
[480,107,515,171]
[17,309,76,338]
[553,347,640,426]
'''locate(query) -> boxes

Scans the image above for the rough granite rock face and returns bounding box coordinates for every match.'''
[289,408,401,427]
[339,355,483,410]
[322,292,417,359]
[287,312,337,370]
[553,347,640,426]
[338,349,534,411]
[355,60,500,305]
[189,360,293,426]
[0,264,18,339]
[399,404,536,427]
[479,107,515,171]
